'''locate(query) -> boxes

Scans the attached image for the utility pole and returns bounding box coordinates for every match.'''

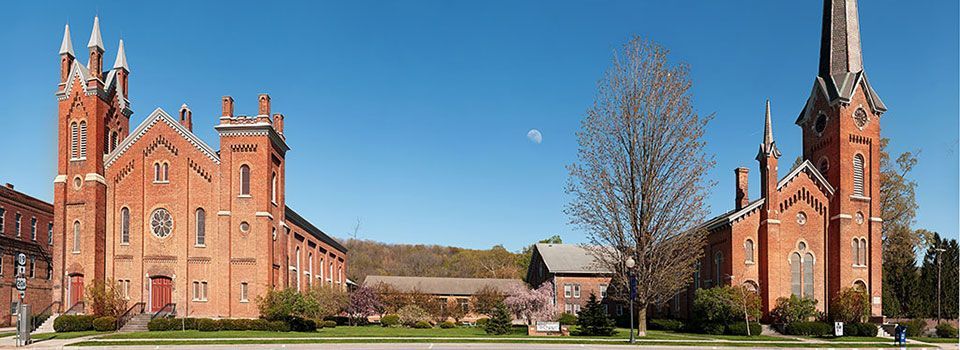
[935,246,946,324]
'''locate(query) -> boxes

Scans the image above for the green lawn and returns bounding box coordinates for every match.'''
[33,331,105,341]
[914,336,960,343]
[0,331,16,338]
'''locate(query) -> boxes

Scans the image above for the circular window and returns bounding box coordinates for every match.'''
[240,222,250,233]
[797,212,807,225]
[798,241,807,251]
[818,158,829,175]
[814,113,827,135]
[855,212,865,225]
[853,108,869,129]
[73,176,82,190]
[150,208,174,238]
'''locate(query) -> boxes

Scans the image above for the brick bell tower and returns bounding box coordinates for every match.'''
[796,0,885,318]
[53,17,132,310]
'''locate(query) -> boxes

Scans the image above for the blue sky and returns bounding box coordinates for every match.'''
[1,1,957,250]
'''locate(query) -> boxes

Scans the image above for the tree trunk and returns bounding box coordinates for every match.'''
[637,304,648,337]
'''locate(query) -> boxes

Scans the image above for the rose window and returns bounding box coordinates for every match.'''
[150,208,174,238]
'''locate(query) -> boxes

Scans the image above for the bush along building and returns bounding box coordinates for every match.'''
[51,17,347,319]
[675,0,885,322]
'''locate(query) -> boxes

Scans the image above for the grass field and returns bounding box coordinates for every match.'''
[32,331,105,341]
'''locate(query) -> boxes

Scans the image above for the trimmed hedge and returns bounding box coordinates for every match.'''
[54,315,96,332]
[322,320,337,328]
[285,316,317,332]
[440,321,456,329]
[936,323,958,338]
[269,320,291,332]
[698,322,725,335]
[93,316,117,332]
[726,322,762,336]
[783,321,831,336]
[844,323,877,337]
[197,318,222,332]
[413,320,433,329]
[648,319,684,332]
[902,319,928,337]
[381,314,400,327]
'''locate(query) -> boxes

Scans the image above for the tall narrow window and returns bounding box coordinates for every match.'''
[70,122,79,159]
[744,239,754,263]
[120,208,130,244]
[73,221,81,253]
[30,217,37,240]
[271,172,278,204]
[162,163,169,181]
[47,223,53,245]
[295,247,301,291]
[851,238,859,266]
[29,256,35,278]
[240,282,249,302]
[239,165,251,196]
[195,208,205,246]
[694,261,701,289]
[15,214,21,236]
[79,121,88,158]
[802,253,814,298]
[858,239,867,266]
[852,154,865,196]
[307,252,313,287]
[110,131,119,152]
[319,257,324,281]
[0,207,4,234]
[714,251,723,284]
[154,163,161,182]
[790,253,801,296]
[329,262,334,283]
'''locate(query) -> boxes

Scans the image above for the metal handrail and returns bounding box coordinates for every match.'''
[64,301,85,315]
[151,303,176,320]
[31,301,61,331]
[116,302,145,331]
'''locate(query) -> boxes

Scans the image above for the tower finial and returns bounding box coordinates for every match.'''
[59,24,75,57]
[113,39,128,71]
[756,99,781,161]
[819,0,863,78]
[87,16,104,50]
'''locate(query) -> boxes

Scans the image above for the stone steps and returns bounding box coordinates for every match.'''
[118,314,152,333]
[31,313,59,334]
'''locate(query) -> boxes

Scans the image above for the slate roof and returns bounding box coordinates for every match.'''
[362,276,524,296]
[535,243,612,274]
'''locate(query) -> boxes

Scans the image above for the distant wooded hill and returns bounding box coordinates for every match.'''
[341,236,562,284]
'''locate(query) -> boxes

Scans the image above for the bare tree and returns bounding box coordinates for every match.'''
[565,36,714,337]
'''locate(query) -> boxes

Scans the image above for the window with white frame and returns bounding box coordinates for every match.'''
[15,213,21,237]
[120,208,130,244]
[195,208,205,246]
[30,217,36,240]
[599,284,608,298]
[307,252,313,287]
[563,284,572,298]
[193,281,208,301]
[573,284,581,298]
[0,207,4,233]
[47,222,53,245]
[240,282,249,302]
[70,122,79,159]
[121,280,130,299]
[328,262,333,282]
[271,172,277,204]
[295,247,301,291]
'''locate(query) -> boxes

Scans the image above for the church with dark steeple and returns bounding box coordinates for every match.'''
[676,0,885,321]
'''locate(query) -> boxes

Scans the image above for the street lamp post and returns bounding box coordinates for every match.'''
[626,257,636,344]
[935,246,946,324]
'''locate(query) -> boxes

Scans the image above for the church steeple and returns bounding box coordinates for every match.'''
[819,0,863,79]
[756,99,781,161]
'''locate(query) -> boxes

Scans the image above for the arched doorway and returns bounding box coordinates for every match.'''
[68,274,84,307]
[150,276,173,312]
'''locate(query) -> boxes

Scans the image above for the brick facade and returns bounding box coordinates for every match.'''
[50,18,346,319]
[0,184,54,326]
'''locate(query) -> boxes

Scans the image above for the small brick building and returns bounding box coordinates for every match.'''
[674,0,884,321]
[526,244,625,317]
[50,17,347,319]
[0,184,54,326]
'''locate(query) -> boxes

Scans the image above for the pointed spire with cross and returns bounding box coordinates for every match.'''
[756,99,781,161]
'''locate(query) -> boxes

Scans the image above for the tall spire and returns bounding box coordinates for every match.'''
[113,39,128,71]
[87,16,104,50]
[757,99,781,161]
[818,0,863,79]
[59,24,75,57]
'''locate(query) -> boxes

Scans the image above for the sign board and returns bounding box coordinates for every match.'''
[834,322,843,337]
[536,321,561,332]
[16,253,26,267]
[15,277,26,291]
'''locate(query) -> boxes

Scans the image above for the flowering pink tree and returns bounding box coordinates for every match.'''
[504,282,556,325]
[347,285,383,325]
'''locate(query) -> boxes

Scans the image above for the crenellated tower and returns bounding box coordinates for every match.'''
[796,0,884,317]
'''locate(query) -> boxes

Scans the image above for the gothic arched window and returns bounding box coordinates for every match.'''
[78,121,88,158]
[73,221,81,253]
[120,207,130,244]
[271,172,278,204]
[858,238,867,266]
[239,165,251,196]
[744,239,755,263]
[803,253,815,298]
[70,122,79,159]
[853,154,865,196]
[790,252,801,296]
[295,247,302,291]
[195,208,206,246]
[307,252,313,287]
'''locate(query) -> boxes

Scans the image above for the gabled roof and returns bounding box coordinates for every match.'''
[285,206,347,253]
[702,198,765,231]
[534,243,612,274]
[105,108,220,168]
[777,159,835,196]
[362,275,524,296]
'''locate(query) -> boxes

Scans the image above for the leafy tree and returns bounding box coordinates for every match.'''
[373,282,408,315]
[471,285,506,316]
[300,286,349,320]
[484,302,513,335]
[576,293,615,336]
[769,295,818,324]
[257,288,301,321]
[879,138,922,248]
[397,304,431,326]
[882,225,923,317]
[86,278,127,317]
[692,286,759,334]
[919,233,959,320]
[830,287,870,323]
[347,285,383,325]
[565,36,713,337]
[504,282,556,325]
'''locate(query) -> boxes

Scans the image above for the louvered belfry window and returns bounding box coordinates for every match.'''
[78,121,88,158]
[70,122,79,159]
[852,154,865,196]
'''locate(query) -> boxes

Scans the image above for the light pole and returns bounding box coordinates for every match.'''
[626,256,636,344]
[934,246,946,324]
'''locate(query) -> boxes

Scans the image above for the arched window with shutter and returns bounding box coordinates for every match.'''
[73,221,81,253]
[803,253,815,298]
[852,238,859,266]
[853,154,865,196]
[195,208,206,246]
[70,122,79,159]
[307,252,313,287]
[120,208,130,244]
[744,239,754,263]
[790,253,801,296]
[239,165,251,196]
[79,121,87,158]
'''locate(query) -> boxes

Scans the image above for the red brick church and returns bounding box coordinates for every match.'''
[51,17,347,319]
[680,0,885,320]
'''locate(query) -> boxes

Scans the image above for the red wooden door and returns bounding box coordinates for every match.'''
[69,275,84,306]
[151,277,172,312]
